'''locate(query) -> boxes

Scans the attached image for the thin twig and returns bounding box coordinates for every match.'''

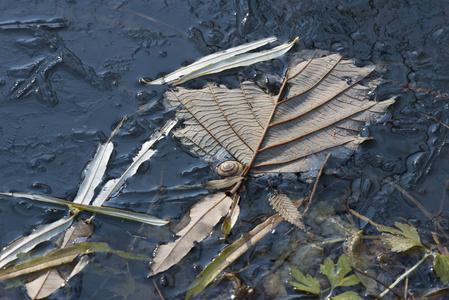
[310,153,331,203]
[432,232,449,255]
[379,252,431,298]
[382,178,449,240]
[153,277,166,300]
[420,113,449,130]
[352,266,403,299]
[349,209,385,229]
[404,277,408,300]
[438,180,449,217]
[301,153,330,217]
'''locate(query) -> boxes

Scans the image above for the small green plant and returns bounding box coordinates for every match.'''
[290,254,362,300]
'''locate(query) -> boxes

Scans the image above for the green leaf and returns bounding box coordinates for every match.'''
[379,222,422,252]
[289,268,320,295]
[339,274,360,287]
[336,254,354,282]
[381,234,421,252]
[434,253,449,284]
[321,257,338,287]
[394,222,421,242]
[331,290,363,300]
[320,255,359,288]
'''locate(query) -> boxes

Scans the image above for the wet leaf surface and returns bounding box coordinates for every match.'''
[379,222,423,252]
[433,253,449,284]
[150,192,233,276]
[289,268,320,295]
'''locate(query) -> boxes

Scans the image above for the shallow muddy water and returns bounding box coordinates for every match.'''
[0,0,449,299]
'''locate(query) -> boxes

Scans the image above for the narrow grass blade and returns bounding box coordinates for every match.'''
[0,215,75,269]
[144,37,277,85]
[0,242,150,281]
[0,193,168,226]
[73,142,113,205]
[221,194,241,236]
[173,37,299,85]
[186,213,284,299]
[92,118,178,207]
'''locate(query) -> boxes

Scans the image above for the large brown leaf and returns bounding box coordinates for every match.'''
[153,50,393,278]
[166,51,394,174]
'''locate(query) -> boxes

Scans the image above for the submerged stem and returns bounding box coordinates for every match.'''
[380,252,432,298]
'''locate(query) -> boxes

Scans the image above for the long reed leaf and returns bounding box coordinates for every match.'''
[0,193,168,226]
[0,215,75,269]
[144,37,277,85]
[73,142,113,205]
[173,37,298,85]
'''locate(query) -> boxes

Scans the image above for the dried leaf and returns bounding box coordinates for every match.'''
[146,37,276,85]
[269,192,304,229]
[22,220,93,299]
[58,220,93,248]
[204,176,244,190]
[433,253,449,284]
[171,37,298,85]
[289,268,320,295]
[73,142,113,205]
[144,36,296,85]
[150,192,233,276]
[343,231,378,293]
[0,242,150,282]
[0,215,75,269]
[186,213,285,299]
[26,269,65,299]
[380,222,422,252]
[25,254,89,299]
[166,52,394,174]
[221,194,240,236]
[1,192,168,226]
[92,118,178,206]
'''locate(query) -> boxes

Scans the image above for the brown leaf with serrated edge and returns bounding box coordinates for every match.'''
[269,192,304,229]
[166,50,394,174]
[161,49,394,284]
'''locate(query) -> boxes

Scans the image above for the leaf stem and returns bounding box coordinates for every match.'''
[379,252,431,298]
[324,287,334,300]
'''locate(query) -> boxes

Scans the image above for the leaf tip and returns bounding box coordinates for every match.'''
[139,78,151,86]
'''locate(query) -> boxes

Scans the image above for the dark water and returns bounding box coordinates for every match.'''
[0,0,449,299]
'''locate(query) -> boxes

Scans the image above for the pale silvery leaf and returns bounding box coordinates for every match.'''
[145,36,277,85]
[73,142,113,205]
[0,215,75,269]
[92,118,178,206]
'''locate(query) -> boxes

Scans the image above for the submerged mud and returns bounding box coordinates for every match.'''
[0,0,448,299]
